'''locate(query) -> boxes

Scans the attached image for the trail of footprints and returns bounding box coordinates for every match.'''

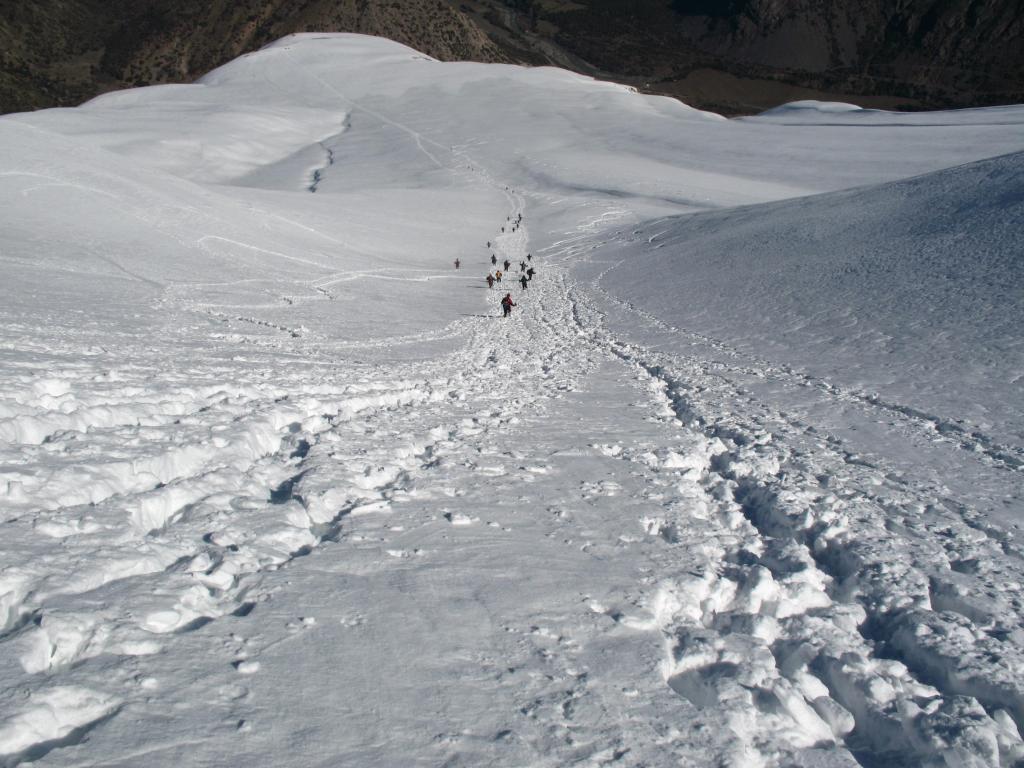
[0,186,598,764]
[561,271,1024,766]
[589,251,1024,473]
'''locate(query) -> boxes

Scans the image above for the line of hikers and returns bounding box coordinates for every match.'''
[453,211,536,317]
[486,260,533,291]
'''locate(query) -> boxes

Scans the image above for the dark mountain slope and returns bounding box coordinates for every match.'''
[0,0,509,114]
[2,0,1021,115]
[519,0,1024,113]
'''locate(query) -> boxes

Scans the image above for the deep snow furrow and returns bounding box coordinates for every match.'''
[0,377,457,674]
[0,688,121,768]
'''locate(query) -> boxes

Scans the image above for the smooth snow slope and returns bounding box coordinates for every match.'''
[1,32,1024,768]
[594,151,1024,448]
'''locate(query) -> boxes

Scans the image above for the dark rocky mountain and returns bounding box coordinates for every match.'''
[2,0,1022,116]
[530,0,1024,113]
[0,0,509,114]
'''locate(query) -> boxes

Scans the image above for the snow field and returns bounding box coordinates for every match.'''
[1,32,1024,768]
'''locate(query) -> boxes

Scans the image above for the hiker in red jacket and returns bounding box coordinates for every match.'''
[500,293,516,317]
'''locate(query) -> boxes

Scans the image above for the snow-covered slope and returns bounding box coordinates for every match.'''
[1,33,1023,768]
[594,151,1024,448]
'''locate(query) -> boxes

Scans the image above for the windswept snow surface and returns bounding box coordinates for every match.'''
[1,33,1023,767]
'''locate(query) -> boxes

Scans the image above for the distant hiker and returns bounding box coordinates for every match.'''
[501,227,504,233]
[503,259,510,271]
[486,273,494,289]
[454,258,460,269]
[519,261,526,271]
[487,241,491,248]
[527,253,532,262]
[491,254,497,266]
[520,275,528,290]
[495,270,502,282]
[501,293,516,317]
[527,267,535,281]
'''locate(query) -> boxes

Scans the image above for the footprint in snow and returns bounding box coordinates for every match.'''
[233,660,260,675]
[285,616,317,632]
[444,512,478,526]
[386,548,424,558]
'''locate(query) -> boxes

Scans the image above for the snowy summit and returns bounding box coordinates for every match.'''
[1,33,1023,767]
